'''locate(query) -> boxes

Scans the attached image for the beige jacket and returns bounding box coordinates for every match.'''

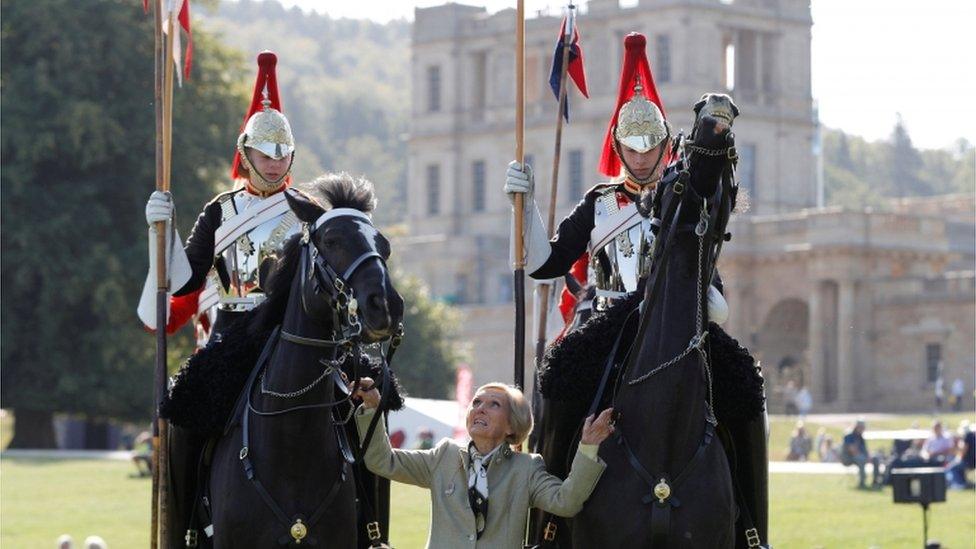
[356,409,605,549]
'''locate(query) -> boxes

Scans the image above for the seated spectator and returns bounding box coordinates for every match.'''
[415,427,435,450]
[841,418,881,488]
[130,431,152,477]
[83,536,107,549]
[389,429,406,449]
[56,534,73,549]
[820,435,840,463]
[946,422,975,489]
[921,420,955,464]
[815,427,828,461]
[787,421,812,461]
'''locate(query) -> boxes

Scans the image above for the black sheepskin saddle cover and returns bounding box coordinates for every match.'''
[538,288,765,425]
[160,317,405,437]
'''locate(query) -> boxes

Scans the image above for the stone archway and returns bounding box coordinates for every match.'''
[757,298,809,413]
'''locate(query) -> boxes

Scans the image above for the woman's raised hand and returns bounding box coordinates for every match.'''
[580,408,615,445]
[350,376,381,409]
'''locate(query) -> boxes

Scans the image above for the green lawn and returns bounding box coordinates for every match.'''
[2,457,973,548]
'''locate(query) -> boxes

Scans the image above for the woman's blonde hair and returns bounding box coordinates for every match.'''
[473,382,533,448]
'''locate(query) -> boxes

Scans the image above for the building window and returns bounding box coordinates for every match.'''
[655,34,671,83]
[737,143,756,203]
[472,160,486,212]
[568,149,584,201]
[426,164,440,215]
[455,273,469,305]
[427,65,441,112]
[472,51,487,113]
[926,343,942,383]
[498,274,513,303]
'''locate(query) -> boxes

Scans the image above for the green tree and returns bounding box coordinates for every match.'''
[389,273,463,399]
[1,0,247,447]
[887,114,927,196]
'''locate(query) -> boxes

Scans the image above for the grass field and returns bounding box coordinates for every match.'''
[2,457,973,548]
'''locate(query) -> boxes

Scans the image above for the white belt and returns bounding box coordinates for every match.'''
[218,295,267,311]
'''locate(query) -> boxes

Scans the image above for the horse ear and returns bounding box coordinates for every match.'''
[694,94,708,116]
[286,188,326,223]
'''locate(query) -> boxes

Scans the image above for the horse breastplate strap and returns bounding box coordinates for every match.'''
[590,188,656,305]
[215,191,300,312]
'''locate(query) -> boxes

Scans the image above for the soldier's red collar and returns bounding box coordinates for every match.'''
[245,179,290,198]
[621,176,658,196]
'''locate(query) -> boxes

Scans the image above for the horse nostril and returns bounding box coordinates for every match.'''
[367,294,391,329]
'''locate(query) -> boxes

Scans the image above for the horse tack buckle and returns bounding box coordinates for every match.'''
[184,529,199,548]
[543,521,558,541]
[653,478,671,504]
[745,527,761,547]
[366,520,382,541]
[290,518,308,544]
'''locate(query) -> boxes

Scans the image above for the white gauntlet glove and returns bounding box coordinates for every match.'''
[706,285,729,324]
[146,190,174,226]
[504,160,534,204]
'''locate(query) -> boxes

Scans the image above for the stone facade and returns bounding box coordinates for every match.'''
[396,0,975,411]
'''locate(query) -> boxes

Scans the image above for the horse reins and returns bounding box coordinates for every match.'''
[234,209,402,547]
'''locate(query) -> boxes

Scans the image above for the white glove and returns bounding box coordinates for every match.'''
[504,160,533,205]
[146,190,174,226]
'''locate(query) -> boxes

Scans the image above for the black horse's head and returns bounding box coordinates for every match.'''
[691,93,739,145]
[284,174,403,343]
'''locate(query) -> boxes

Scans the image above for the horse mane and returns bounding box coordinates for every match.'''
[306,172,377,214]
[247,173,378,334]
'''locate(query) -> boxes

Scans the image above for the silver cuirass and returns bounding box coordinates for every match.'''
[213,190,300,312]
[588,187,656,309]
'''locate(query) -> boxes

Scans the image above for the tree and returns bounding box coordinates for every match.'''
[387,273,464,399]
[887,114,927,196]
[0,0,247,447]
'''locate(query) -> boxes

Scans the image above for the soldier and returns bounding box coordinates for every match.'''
[139,50,299,343]
[506,33,768,549]
[138,51,301,548]
[504,32,727,319]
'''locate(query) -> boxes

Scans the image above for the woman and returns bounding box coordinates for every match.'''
[352,379,614,548]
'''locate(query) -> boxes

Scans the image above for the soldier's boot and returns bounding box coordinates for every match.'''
[166,424,208,548]
[724,411,769,549]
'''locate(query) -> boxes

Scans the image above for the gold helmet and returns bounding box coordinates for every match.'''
[232,51,295,195]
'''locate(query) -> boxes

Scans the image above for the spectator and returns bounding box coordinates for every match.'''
[934,374,945,411]
[841,419,881,488]
[820,435,840,463]
[921,420,955,464]
[56,534,73,549]
[951,378,965,412]
[794,385,813,417]
[946,422,974,489]
[131,431,152,477]
[783,380,798,415]
[787,421,812,461]
[814,427,828,461]
[415,427,435,450]
[83,536,107,549]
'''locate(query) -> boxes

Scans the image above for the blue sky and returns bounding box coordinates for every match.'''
[277,0,976,150]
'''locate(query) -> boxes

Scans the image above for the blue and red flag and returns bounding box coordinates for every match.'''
[549,11,588,122]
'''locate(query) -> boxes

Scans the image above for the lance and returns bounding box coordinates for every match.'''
[513,0,526,391]
[151,0,176,546]
[534,3,576,370]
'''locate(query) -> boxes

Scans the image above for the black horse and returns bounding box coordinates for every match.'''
[201,175,404,547]
[571,94,742,547]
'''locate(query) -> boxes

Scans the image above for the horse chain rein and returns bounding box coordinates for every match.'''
[625,139,719,424]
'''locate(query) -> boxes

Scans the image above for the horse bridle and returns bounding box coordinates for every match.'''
[237,208,402,547]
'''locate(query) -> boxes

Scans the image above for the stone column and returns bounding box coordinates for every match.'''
[807,281,824,406]
[836,279,856,409]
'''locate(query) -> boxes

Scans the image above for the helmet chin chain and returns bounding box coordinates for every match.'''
[237,137,295,196]
[613,136,668,192]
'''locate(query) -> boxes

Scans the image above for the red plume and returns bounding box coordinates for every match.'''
[598,33,668,178]
[231,51,284,179]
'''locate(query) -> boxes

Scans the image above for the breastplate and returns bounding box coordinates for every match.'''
[589,188,655,308]
[214,191,300,312]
